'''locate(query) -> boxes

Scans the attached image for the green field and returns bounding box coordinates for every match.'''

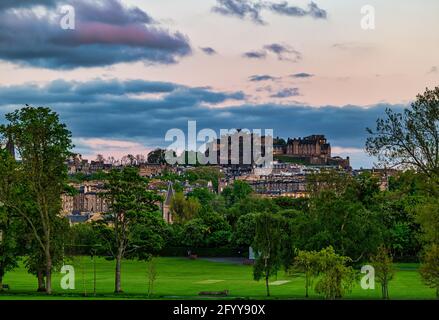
[0,257,436,300]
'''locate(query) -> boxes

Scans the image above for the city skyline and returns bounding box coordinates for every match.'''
[0,0,438,168]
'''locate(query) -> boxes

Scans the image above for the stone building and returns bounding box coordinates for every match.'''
[274,135,350,169]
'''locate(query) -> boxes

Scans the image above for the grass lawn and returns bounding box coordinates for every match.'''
[0,257,436,300]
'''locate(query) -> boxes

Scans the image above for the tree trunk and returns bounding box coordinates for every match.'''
[305,275,309,298]
[37,270,46,292]
[45,254,52,295]
[115,252,123,293]
[265,273,270,297]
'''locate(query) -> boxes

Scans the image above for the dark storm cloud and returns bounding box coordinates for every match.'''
[200,47,217,55]
[249,75,277,82]
[0,0,191,69]
[0,79,244,107]
[213,0,327,24]
[0,79,406,152]
[291,72,314,78]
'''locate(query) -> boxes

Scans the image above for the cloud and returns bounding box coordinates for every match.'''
[200,47,217,55]
[74,138,149,159]
[0,79,407,167]
[0,0,58,10]
[243,43,301,62]
[270,88,300,98]
[0,0,191,69]
[243,50,267,59]
[212,0,327,24]
[291,72,314,78]
[212,0,265,24]
[264,43,302,61]
[249,74,277,82]
[269,1,327,19]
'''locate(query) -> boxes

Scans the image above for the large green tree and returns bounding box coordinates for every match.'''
[102,167,163,293]
[0,107,72,294]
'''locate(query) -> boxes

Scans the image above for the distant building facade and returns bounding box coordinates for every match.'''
[274,135,350,169]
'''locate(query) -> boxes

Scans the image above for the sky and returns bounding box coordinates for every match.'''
[0,0,438,168]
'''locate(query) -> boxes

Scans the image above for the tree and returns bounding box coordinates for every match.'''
[102,167,163,293]
[420,244,439,299]
[222,180,253,206]
[253,212,283,297]
[184,166,224,192]
[147,148,168,164]
[292,250,320,298]
[314,246,356,300]
[0,148,20,290]
[366,87,439,178]
[170,193,201,223]
[22,216,69,292]
[180,219,208,248]
[95,154,104,163]
[233,213,257,247]
[307,188,382,262]
[371,245,395,299]
[187,188,215,207]
[0,106,73,294]
[416,198,439,245]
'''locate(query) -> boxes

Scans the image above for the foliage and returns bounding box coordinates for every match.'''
[0,149,20,288]
[233,213,257,247]
[0,106,73,294]
[371,245,395,299]
[292,250,320,298]
[170,192,201,223]
[101,167,163,293]
[253,212,283,297]
[419,244,439,299]
[187,188,215,207]
[314,246,356,300]
[184,166,223,192]
[222,180,253,206]
[366,87,439,178]
[147,149,168,165]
